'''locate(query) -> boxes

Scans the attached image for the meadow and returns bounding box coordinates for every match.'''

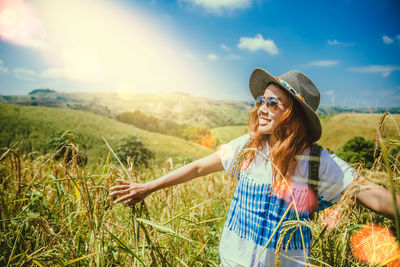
[1,103,400,266]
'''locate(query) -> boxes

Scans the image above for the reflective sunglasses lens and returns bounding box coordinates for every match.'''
[266,97,279,111]
[256,96,264,106]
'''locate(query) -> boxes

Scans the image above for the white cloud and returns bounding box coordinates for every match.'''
[220,43,230,51]
[327,39,354,46]
[237,34,278,55]
[307,60,340,67]
[397,35,400,40]
[0,59,9,74]
[382,35,394,45]
[180,0,251,14]
[349,65,400,77]
[13,68,37,81]
[207,53,218,60]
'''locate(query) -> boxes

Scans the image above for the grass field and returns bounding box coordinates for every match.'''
[1,121,398,266]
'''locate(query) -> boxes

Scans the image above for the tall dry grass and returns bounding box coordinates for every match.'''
[0,132,235,266]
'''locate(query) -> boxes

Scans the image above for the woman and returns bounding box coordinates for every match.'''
[109,68,400,266]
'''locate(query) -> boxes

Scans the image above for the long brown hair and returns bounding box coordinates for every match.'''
[245,89,312,183]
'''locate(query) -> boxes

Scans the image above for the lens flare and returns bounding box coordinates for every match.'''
[272,180,318,214]
[201,134,217,148]
[350,224,400,266]
[0,0,46,48]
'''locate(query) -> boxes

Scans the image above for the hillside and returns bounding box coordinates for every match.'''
[211,113,400,152]
[319,113,400,151]
[0,104,213,167]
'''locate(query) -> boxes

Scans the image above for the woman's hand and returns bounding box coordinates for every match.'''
[109,179,151,206]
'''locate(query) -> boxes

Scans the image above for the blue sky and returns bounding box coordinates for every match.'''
[0,0,399,107]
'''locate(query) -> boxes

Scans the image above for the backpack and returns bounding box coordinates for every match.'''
[308,144,323,218]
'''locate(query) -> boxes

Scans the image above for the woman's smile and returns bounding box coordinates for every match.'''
[258,115,270,126]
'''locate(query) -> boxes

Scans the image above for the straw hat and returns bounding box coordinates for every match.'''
[249,68,322,142]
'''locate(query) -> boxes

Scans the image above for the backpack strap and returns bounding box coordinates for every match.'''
[308,144,322,218]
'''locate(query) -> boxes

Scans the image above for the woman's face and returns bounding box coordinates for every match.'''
[257,83,289,136]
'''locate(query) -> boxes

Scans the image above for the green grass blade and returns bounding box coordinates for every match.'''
[61,252,97,266]
[103,151,111,174]
[31,259,44,267]
[137,218,196,243]
[105,228,145,265]
[175,256,189,267]
[102,137,132,180]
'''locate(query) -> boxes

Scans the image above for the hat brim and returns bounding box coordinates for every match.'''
[249,68,322,142]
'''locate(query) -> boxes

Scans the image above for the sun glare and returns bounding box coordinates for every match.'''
[27,0,210,94]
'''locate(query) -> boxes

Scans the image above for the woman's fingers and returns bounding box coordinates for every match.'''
[114,192,137,204]
[115,179,131,185]
[109,188,131,196]
[109,184,130,192]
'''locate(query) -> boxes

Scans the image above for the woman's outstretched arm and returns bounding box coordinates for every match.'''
[356,179,400,219]
[109,152,224,206]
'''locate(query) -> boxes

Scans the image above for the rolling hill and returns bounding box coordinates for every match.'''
[0,104,213,167]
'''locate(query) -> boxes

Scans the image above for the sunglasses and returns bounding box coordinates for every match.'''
[255,96,282,112]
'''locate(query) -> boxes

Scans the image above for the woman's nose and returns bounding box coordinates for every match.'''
[257,103,269,115]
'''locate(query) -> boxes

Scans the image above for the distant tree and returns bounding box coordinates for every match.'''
[115,135,155,167]
[337,136,376,168]
[29,89,55,95]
